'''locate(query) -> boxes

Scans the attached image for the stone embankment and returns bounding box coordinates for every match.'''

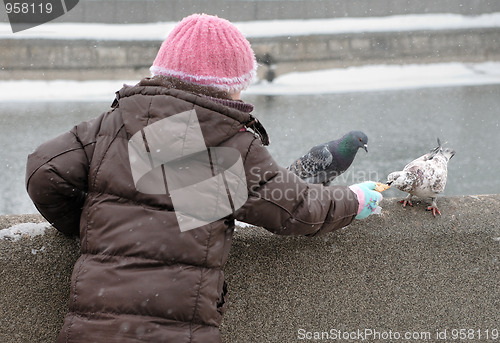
[2,26,499,81]
[1,195,499,342]
[1,0,500,80]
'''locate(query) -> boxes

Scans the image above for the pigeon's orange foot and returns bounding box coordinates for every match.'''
[426,205,441,217]
[399,199,413,207]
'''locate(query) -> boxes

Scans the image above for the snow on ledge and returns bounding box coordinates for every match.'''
[0,222,51,242]
[0,12,499,40]
[246,61,500,95]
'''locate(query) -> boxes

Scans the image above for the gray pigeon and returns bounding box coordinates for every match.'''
[387,138,455,216]
[287,131,368,186]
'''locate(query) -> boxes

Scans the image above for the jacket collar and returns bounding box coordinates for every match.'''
[113,76,269,146]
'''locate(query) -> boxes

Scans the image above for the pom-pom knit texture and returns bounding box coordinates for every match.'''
[150,14,257,94]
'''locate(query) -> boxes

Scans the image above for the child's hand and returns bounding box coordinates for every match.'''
[349,181,383,219]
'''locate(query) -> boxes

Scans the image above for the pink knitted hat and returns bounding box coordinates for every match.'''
[150,14,257,94]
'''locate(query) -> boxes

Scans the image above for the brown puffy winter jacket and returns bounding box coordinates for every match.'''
[25,76,358,343]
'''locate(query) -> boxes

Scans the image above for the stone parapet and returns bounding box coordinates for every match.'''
[2,27,499,80]
[1,195,499,342]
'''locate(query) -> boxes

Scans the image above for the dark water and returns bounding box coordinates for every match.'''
[1,85,499,215]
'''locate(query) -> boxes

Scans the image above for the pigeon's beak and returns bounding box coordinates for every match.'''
[386,180,393,186]
[363,144,368,153]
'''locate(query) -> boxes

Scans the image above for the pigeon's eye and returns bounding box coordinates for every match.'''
[358,138,362,142]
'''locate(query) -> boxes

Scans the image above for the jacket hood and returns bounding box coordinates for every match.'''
[113,76,257,148]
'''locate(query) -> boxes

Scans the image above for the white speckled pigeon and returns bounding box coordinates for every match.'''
[387,138,455,216]
[287,131,368,186]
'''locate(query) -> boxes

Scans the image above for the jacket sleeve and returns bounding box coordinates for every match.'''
[25,114,103,236]
[235,137,359,236]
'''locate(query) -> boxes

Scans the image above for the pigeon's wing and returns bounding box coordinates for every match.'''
[289,144,333,179]
[399,158,427,193]
[305,144,334,172]
[404,154,448,196]
[428,154,448,194]
[403,152,428,170]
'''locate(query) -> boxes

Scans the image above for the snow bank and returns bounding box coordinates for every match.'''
[0,222,50,241]
[0,12,499,40]
[235,220,258,229]
[246,62,500,95]
[238,12,500,38]
[0,62,499,101]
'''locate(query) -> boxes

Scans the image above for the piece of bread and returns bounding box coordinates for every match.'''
[375,182,391,192]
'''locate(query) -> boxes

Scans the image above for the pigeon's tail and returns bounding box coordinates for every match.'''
[427,138,443,160]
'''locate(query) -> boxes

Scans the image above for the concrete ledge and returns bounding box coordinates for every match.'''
[222,195,500,341]
[2,27,500,80]
[1,195,499,342]
[0,214,79,343]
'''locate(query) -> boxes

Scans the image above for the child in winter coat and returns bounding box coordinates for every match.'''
[25,14,382,343]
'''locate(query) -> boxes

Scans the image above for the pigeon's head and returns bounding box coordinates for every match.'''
[386,172,401,187]
[346,131,368,153]
[387,171,415,192]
